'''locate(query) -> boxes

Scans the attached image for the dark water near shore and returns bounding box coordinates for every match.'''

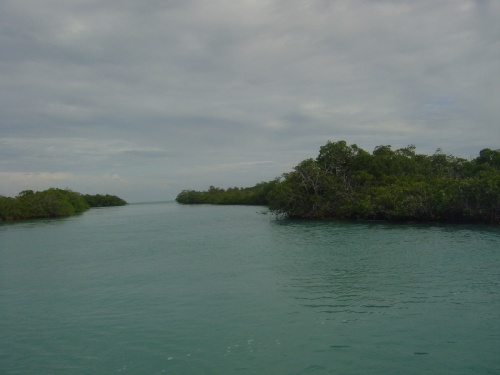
[1,202,499,374]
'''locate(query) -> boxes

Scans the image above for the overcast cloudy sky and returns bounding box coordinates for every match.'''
[1,0,499,202]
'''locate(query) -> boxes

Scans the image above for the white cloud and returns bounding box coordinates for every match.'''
[0,0,498,201]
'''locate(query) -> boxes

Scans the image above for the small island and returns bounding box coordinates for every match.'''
[0,188,127,222]
[176,140,500,224]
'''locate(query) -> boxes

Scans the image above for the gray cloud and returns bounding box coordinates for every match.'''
[1,0,499,201]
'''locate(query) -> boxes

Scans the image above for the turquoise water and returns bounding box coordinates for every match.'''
[1,202,499,374]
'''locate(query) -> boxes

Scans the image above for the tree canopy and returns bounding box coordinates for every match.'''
[83,194,127,207]
[176,141,500,224]
[0,189,127,222]
[176,181,278,205]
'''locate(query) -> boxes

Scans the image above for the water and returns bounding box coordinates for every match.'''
[1,202,499,374]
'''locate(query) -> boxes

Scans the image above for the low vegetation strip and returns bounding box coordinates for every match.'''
[0,188,127,221]
[176,181,278,206]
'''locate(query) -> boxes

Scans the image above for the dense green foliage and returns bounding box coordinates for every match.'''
[0,189,127,222]
[268,141,500,223]
[83,194,127,207]
[176,181,279,205]
[176,140,500,224]
[0,188,89,221]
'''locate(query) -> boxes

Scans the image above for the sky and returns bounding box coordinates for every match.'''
[1,0,499,202]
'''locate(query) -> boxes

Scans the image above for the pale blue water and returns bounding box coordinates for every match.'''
[1,202,499,374]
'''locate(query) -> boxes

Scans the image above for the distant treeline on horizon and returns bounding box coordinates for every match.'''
[176,140,500,224]
[0,188,127,222]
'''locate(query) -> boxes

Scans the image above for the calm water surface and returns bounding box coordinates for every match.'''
[1,202,499,374]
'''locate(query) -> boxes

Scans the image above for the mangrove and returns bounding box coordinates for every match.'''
[0,188,127,222]
[176,140,500,224]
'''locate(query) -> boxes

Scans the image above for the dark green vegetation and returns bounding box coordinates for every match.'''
[176,181,279,205]
[176,140,500,224]
[0,188,127,221]
[83,193,127,207]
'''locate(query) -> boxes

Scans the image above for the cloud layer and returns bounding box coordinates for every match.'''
[1,0,499,201]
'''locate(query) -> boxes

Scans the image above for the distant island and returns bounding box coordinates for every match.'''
[0,188,127,222]
[176,140,500,224]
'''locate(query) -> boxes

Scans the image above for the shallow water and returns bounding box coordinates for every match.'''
[1,202,499,374]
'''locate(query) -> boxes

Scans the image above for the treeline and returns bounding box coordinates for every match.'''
[176,140,500,224]
[83,194,127,207]
[0,188,127,222]
[176,181,278,205]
